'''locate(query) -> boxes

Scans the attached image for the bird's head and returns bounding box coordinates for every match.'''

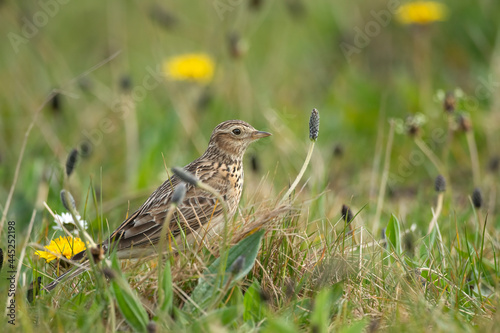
[206,120,271,158]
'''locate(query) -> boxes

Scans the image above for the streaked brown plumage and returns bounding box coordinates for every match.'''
[44,120,271,291]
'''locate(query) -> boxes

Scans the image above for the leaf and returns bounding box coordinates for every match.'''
[386,214,402,255]
[310,283,343,333]
[158,259,173,314]
[338,318,368,333]
[262,318,298,333]
[109,257,149,333]
[243,280,265,322]
[186,229,265,311]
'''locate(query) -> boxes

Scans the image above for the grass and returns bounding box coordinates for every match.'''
[1,0,500,332]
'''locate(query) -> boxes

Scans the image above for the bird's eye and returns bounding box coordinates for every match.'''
[232,128,241,135]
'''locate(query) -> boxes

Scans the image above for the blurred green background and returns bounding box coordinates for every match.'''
[1,0,500,233]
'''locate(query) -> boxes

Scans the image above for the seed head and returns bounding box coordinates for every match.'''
[309,108,320,141]
[102,267,116,280]
[434,175,446,192]
[489,156,499,173]
[65,148,79,177]
[171,183,187,205]
[172,167,199,186]
[50,92,62,112]
[147,321,158,333]
[341,204,354,224]
[457,114,472,132]
[443,91,455,113]
[227,32,248,59]
[119,75,132,92]
[333,143,344,158]
[79,141,92,158]
[472,188,483,209]
[60,190,77,212]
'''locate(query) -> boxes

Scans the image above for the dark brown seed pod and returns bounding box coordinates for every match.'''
[79,141,92,158]
[60,190,77,211]
[457,114,472,132]
[148,4,177,30]
[434,175,446,192]
[472,188,483,209]
[443,91,455,113]
[333,143,344,158]
[119,75,132,92]
[65,148,79,177]
[50,92,62,112]
[489,156,499,173]
[250,154,260,173]
[341,204,354,224]
[309,108,320,141]
[102,267,116,280]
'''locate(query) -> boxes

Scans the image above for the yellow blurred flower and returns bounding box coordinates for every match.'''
[396,1,448,25]
[163,53,215,83]
[35,236,86,263]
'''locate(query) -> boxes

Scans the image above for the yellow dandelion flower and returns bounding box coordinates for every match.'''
[396,1,448,25]
[163,53,215,83]
[35,236,86,263]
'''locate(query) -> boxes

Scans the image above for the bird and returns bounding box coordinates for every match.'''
[43,120,271,292]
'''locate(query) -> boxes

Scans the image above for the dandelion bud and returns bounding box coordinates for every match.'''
[230,255,246,276]
[171,183,187,205]
[443,91,455,113]
[341,204,353,223]
[434,175,446,192]
[309,108,320,141]
[65,148,79,177]
[172,167,199,186]
[472,188,483,209]
[60,190,77,212]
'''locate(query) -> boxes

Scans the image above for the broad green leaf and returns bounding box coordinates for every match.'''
[310,284,343,333]
[262,318,298,333]
[243,280,265,322]
[110,257,149,333]
[186,229,265,311]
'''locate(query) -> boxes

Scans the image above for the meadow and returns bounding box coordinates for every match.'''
[1,0,500,332]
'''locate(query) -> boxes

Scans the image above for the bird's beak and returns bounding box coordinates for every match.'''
[252,130,272,139]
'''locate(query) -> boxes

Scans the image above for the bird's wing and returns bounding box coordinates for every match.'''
[105,161,230,253]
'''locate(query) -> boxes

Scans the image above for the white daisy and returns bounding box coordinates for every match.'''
[52,212,88,234]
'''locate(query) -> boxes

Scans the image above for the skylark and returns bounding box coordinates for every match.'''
[44,120,271,291]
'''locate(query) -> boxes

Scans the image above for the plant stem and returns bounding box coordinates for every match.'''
[373,120,395,233]
[280,141,315,204]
